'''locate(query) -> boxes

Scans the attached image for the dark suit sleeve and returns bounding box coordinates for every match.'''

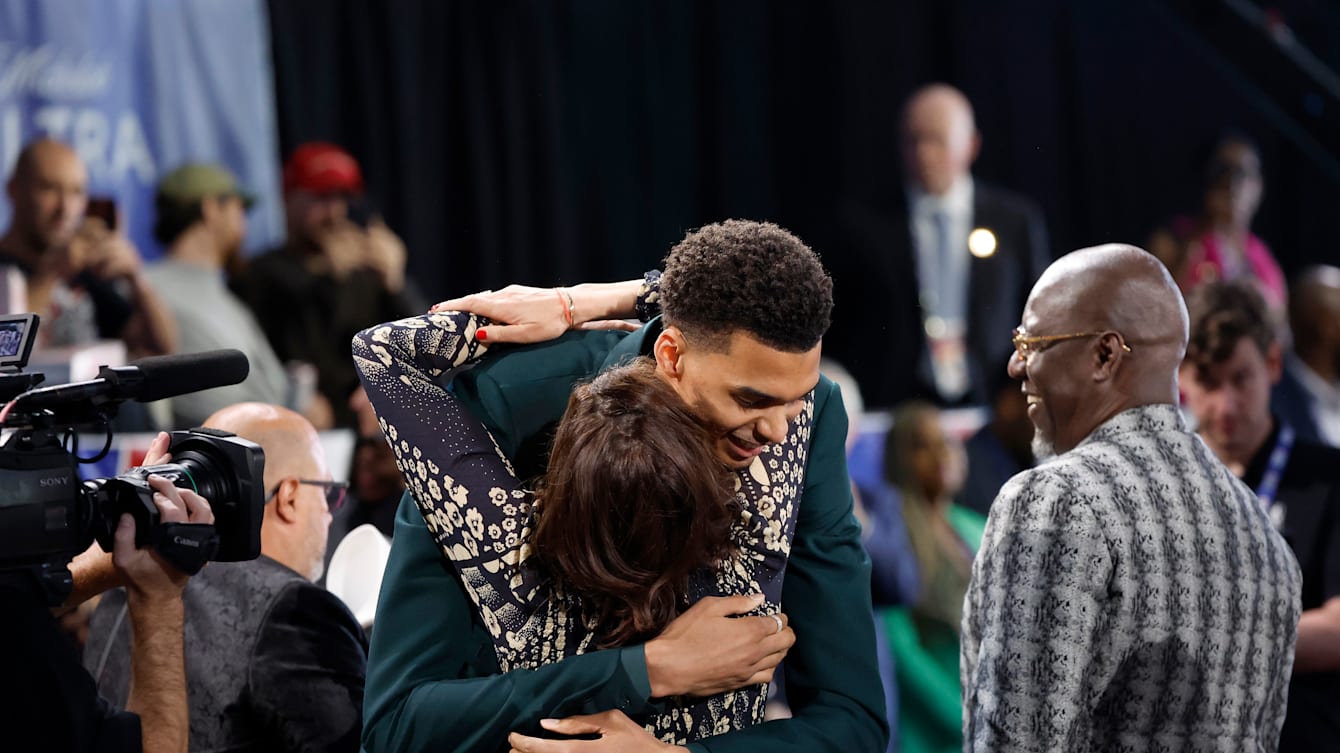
[361,496,659,753]
[697,382,890,752]
[247,583,368,753]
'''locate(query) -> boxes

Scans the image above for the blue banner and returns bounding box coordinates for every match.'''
[0,0,283,258]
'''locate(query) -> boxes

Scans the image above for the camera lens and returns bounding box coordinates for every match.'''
[170,448,238,516]
[88,430,265,562]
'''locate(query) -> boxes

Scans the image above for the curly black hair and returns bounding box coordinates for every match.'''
[659,220,833,353]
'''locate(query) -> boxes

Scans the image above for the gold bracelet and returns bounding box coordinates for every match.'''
[555,287,576,329]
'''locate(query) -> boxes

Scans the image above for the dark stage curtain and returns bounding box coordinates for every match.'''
[267,0,1340,304]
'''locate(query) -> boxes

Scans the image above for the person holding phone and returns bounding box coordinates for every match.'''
[0,138,176,357]
[230,142,425,429]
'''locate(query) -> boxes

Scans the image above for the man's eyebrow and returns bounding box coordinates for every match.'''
[734,378,821,404]
[733,386,781,404]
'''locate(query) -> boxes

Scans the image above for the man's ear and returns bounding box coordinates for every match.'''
[654,326,687,381]
[967,130,982,167]
[200,196,227,225]
[1092,333,1126,382]
[1265,340,1284,385]
[270,478,300,524]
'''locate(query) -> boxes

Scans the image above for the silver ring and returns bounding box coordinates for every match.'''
[769,613,783,634]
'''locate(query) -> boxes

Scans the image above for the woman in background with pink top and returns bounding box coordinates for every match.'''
[1151,131,1288,316]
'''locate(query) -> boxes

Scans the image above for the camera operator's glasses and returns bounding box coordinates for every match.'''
[265,479,348,512]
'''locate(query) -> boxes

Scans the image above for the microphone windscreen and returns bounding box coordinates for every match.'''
[130,349,251,402]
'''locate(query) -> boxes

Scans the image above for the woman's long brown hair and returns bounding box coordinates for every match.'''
[531,357,735,647]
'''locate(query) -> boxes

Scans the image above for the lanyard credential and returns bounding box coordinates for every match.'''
[1255,424,1295,529]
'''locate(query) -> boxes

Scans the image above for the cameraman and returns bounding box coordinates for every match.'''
[1,432,212,753]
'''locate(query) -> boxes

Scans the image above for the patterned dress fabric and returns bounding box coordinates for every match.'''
[353,310,814,744]
[962,404,1302,753]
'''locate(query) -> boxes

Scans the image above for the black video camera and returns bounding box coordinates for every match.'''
[0,313,264,605]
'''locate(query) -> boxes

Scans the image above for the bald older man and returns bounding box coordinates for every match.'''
[0,137,174,356]
[84,403,367,753]
[961,245,1302,752]
[829,83,1050,408]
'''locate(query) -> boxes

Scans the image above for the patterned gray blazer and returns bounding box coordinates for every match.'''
[962,404,1302,752]
[84,556,368,753]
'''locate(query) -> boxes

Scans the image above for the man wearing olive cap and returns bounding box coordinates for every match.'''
[144,162,292,427]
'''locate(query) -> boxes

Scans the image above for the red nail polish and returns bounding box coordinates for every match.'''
[476,329,488,341]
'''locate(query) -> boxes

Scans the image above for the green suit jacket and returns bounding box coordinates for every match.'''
[361,321,889,753]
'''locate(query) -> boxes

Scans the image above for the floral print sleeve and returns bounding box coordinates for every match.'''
[352,312,549,639]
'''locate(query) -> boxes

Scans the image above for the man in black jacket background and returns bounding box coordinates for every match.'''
[828,83,1050,409]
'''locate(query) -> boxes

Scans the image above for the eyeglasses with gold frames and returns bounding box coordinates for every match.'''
[1011,328,1132,361]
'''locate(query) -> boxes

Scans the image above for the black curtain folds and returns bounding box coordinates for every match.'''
[268,0,1340,304]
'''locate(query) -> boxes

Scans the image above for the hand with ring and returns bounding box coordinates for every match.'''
[642,594,795,698]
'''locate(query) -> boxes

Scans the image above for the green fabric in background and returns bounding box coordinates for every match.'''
[879,503,986,753]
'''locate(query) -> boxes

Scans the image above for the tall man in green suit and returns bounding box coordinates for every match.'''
[360,221,888,752]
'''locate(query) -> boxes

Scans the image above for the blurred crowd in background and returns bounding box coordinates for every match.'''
[3,2,1340,752]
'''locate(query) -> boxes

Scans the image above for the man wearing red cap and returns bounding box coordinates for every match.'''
[231,142,424,428]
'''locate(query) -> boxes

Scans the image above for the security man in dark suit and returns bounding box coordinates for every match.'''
[829,83,1051,409]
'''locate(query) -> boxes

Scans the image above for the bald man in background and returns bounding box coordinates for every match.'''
[0,137,174,356]
[85,403,367,753]
[961,245,1301,752]
[829,83,1050,409]
[1274,266,1340,447]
